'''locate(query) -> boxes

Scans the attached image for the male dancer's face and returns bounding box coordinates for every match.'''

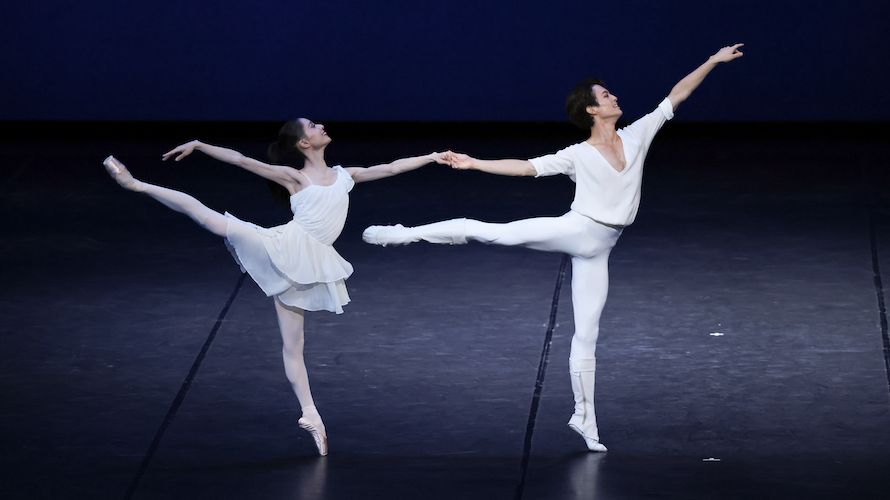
[589,85,623,121]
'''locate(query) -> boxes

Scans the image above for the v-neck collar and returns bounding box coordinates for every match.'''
[583,134,627,174]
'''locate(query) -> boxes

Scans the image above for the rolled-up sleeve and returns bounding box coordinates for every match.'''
[620,97,674,147]
[530,146,576,181]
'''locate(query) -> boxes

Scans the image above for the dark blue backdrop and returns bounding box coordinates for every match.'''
[3,1,888,122]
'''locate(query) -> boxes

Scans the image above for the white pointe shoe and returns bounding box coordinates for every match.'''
[362,224,410,247]
[103,155,145,192]
[568,422,607,452]
[298,416,328,456]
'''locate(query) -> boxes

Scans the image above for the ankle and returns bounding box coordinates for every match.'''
[301,405,321,420]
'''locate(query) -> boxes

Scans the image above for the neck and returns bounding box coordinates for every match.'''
[301,149,328,170]
[587,118,618,143]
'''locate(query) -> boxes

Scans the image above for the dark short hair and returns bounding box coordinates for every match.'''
[565,77,606,129]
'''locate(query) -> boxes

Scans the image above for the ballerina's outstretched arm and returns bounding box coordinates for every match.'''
[344,152,450,183]
[162,140,308,194]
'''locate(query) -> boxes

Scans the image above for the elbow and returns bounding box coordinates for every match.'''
[667,92,687,109]
[523,161,537,177]
[234,153,250,168]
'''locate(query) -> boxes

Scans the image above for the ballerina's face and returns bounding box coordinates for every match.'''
[299,118,332,149]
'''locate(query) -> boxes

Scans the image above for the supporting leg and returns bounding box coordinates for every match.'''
[567,251,614,452]
[103,158,229,236]
[274,298,327,456]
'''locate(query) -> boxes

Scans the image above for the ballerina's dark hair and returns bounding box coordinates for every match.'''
[566,77,607,129]
[266,119,307,206]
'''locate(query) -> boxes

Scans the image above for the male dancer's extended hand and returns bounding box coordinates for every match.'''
[442,151,474,170]
[710,43,744,63]
[441,150,536,176]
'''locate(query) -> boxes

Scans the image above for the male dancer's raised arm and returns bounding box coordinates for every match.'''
[667,44,744,111]
[444,44,744,174]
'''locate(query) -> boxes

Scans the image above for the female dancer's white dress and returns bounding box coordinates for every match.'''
[223,166,354,314]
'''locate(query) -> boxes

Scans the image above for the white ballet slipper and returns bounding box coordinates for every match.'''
[298,416,328,456]
[363,219,468,247]
[568,421,608,452]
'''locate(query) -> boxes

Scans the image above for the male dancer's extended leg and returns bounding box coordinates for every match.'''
[364,212,602,255]
[275,298,327,456]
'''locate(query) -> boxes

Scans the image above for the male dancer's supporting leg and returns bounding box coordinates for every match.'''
[566,252,613,452]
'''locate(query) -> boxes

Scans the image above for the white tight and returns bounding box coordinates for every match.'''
[460,211,622,360]
[139,183,230,237]
[274,298,317,412]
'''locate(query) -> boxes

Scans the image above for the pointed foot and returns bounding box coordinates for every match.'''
[299,416,328,456]
[103,155,145,192]
[568,423,607,452]
[362,224,410,247]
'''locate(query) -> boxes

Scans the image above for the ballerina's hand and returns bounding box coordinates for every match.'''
[162,140,200,162]
[430,152,451,165]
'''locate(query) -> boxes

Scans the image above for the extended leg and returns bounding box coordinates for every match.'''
[274,298,327,456]
[364,212,604,255]
[104,158,229,236]
[363,219,468,246]
[567,252,613,452]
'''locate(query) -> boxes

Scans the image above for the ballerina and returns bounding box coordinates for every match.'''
[363,45,744,452]
[104,118,448,456]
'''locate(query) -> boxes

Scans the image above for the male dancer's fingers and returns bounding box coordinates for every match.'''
[454,153,476,170]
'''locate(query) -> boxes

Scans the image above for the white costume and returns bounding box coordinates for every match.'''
[364,98,674,451]
[226,165,355,314]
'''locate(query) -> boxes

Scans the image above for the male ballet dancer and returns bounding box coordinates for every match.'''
[364,45,744,451]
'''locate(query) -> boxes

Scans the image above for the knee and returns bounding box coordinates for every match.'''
[570,333,598,359]
[282,337,305,357]
[464,219,498,244]
[572,323,599,345]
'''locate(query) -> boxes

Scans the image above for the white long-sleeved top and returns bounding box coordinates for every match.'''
[530,97,674,227]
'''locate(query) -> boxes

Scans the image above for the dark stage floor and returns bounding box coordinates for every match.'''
[2,122,889,499]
